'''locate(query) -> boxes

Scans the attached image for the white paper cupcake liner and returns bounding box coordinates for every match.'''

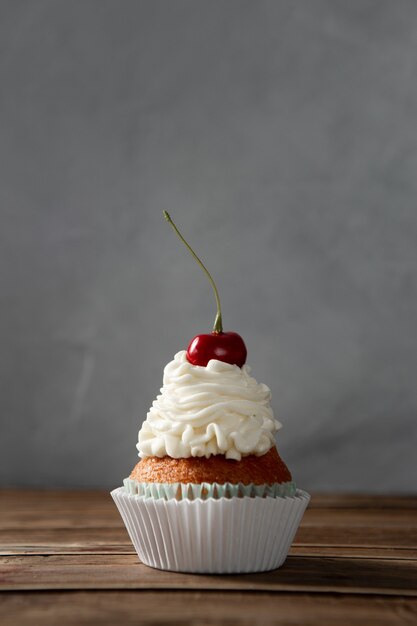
[111,486,310,574]
[123,477,297,499]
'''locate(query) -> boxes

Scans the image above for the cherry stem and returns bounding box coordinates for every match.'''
[163,211,223,333]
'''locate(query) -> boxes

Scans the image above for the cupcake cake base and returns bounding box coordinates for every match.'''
[111,486,310,574]
[131,447,292,486]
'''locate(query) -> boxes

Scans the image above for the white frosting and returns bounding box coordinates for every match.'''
[137,351,281,461]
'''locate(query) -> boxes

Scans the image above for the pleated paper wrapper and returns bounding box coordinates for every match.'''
[111,486,310,574]
[123,477,297,499]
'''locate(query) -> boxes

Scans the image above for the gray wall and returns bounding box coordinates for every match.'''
[1,0,416,492]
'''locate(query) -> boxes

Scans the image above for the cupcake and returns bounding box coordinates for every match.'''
[111,212,310,573]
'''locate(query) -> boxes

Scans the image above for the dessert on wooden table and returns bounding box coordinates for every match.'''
[112,212,310,573]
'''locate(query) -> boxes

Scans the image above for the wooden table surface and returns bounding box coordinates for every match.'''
[0,490,416,625]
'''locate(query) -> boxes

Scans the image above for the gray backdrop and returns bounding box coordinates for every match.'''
[1,0,416,492]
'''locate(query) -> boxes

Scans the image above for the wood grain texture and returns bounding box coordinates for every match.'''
[2,522,416,556]
[1,490,416,625]
[2,592,417,626]
[1,554,416,594]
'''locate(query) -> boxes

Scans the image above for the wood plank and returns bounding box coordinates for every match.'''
[2,505,416,530]
[1,554,416,595]
[0,508,122,530]
[0,489,414,509]
[308,494,417,509]
[0,528,130,555]
[291,545,417,560]
[0,491,121,529]
[1,490,416,530]
[1,491,416,522]
[1,489,415,507]
[303,508,417,525]
[295,524,417,548]
[2,521,416,555]
[1,543,416,559]
[0,490,111,505]
[2,591,417,626]
[2,491,417,624]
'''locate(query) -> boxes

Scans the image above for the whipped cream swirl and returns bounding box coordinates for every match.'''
[137,351,281,461]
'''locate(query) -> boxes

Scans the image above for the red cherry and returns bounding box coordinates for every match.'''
[186,331,247,367]
[163,213,247,367]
